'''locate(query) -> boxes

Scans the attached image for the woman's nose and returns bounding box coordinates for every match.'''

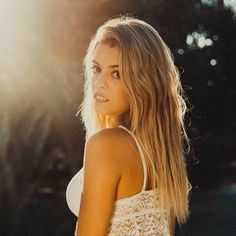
[94,74,108,88]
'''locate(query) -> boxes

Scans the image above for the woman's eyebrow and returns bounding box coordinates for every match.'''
[92,59,119,68]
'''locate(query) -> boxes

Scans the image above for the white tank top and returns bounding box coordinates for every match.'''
[66,125,170,235]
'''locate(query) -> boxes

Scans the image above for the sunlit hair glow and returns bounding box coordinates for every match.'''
[77,15,192,227]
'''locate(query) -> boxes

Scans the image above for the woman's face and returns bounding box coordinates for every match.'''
[90,42,130,120]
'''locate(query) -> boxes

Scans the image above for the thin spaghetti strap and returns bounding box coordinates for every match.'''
[118,125,147,190]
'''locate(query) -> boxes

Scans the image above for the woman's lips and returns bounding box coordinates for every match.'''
[94,92,109,103]
[94,97,109,103]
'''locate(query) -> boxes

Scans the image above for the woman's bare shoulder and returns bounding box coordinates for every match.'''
[91,126,130,137]
[77,128,130,235]
[87,127,130,148]
[85,127,132,165]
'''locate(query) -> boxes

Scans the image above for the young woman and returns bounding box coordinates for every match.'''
[66,15,192,236]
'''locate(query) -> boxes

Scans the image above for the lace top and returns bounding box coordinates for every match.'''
[66,125,170,235]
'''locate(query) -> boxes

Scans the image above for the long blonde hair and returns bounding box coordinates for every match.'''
[77,15,192,227]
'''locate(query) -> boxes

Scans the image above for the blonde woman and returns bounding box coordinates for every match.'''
[66,15,192,236]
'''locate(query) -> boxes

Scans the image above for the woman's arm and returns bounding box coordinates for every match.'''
[75,129,123,236]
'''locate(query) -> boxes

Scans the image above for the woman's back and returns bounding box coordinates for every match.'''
[66,125,170,235]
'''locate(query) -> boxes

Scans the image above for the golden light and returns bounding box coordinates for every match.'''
[0,0,85,122]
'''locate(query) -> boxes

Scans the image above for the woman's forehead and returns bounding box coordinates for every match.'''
[92,43,120,66]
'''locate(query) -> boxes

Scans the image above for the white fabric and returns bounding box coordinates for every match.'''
[66,125,170,235]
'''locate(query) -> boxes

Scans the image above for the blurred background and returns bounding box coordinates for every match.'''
[0,0,235,235]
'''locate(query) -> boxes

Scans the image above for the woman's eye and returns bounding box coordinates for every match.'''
[90,66,100,73]
[112,70,120,79]
[90,66,120,79]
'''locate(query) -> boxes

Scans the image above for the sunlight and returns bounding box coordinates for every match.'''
[0,0,48,119]
[0,0,84,125]
[0,0,44,78]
